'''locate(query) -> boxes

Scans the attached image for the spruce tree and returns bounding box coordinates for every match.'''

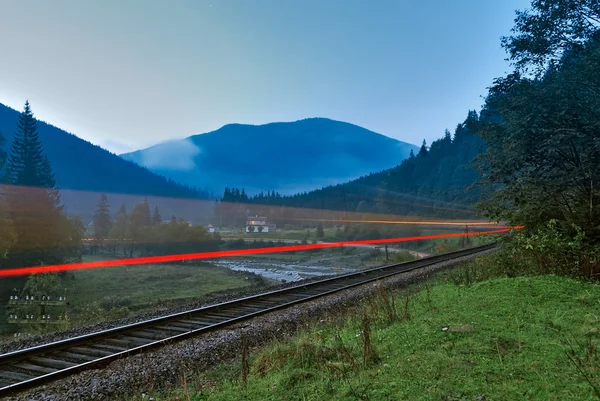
[418,139,428,157]
[6,101,68,267]
[0,130,16,259]
[93,194,112,244]
[141,197,151,226]
[9,101,50,187]
[316,224,325,239]
[109,204,128,256]
[152,206,162,225]
[0,129,7,183]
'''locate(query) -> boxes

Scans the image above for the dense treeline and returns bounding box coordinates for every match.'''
[91,195,220,258]
[472,0,600,276]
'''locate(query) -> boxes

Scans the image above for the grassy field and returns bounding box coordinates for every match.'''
[139,273,600,400]
[65,261,256,309]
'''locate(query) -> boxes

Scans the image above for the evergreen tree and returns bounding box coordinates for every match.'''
[0,129,16,259]
[109,206,128,257]
[0,129,8,184]
[93,194,112,245]
[141,197,151,226]
[316,224,325,239]
[418,139,428,157]
[152,206,162,225]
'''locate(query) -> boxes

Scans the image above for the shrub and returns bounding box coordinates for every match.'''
[511,220,600,277]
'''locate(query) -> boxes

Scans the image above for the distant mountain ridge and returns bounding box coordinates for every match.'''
[121,118,419,195]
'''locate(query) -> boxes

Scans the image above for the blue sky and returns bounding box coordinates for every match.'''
[0,0,530,153]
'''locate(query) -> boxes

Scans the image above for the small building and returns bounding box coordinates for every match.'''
[246,216,269,233]
[207,224,215,233]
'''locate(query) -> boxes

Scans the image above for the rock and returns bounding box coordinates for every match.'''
[442,324,474,333]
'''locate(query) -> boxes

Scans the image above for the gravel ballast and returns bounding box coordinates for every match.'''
[5,250,493,401]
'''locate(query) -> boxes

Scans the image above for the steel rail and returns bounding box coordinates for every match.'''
[0,243,495,397]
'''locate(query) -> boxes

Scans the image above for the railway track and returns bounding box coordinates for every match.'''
[0,243,495,397]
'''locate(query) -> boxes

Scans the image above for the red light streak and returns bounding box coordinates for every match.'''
[0,228,517,278]
[284,218,508,227]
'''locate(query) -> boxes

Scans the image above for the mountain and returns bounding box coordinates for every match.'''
[0,102,210,220]
[120,118,419,195]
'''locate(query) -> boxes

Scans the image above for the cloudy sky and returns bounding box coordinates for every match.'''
[0,0,529,153]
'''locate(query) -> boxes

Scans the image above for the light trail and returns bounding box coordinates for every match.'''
[0,228,517,278]
[284,218,507,227]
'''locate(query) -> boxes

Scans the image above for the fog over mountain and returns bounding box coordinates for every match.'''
[121,118,419,195]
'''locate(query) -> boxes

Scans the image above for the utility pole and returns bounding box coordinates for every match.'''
[461,224,470,248]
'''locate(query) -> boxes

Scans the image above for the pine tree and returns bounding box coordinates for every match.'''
[141,197,151,226]
[9,101,49,187]
[152,206,162,225]
[418,139,428,157]
[0,129,7,183]
[93,194,112,245]
[316,224,325,239]
[0,129,16,259]
[109,205,128,257]
[6,101,69,267]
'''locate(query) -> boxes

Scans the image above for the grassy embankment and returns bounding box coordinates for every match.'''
[136,256,600,400]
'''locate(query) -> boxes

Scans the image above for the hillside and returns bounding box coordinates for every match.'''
[0,103,210,219]
[120,118,419,195]
[154,274,600,400]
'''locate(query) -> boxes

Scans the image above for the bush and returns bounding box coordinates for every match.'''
[448,221,600,287]
[511,220,600,277]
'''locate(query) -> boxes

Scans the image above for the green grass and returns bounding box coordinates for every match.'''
[65,262,255,309]
[142,274,600,401]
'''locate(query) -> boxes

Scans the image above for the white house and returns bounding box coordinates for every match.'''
[207,224,215,233]
[246,216,269,233]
